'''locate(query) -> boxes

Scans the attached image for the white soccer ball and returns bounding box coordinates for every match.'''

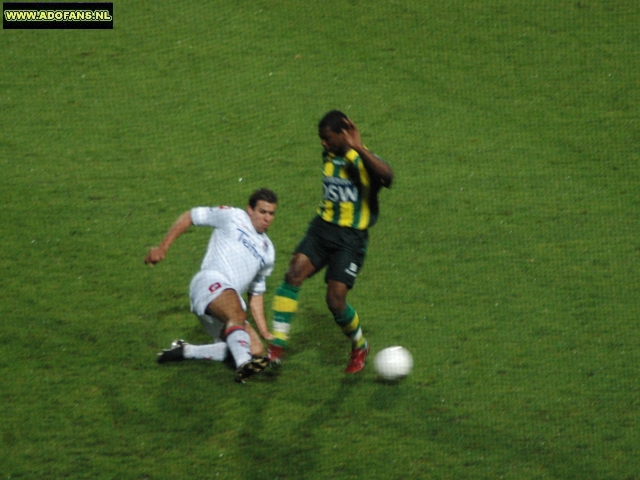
[374,346,413,381]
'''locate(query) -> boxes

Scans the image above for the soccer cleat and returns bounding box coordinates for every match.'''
[345,344,370,373]
[266,344,284,367]
[235,356,269,383]
[157,339,188,364]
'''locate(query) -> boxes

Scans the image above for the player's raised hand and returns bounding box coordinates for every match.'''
[144,247,165,266]
[341,118,363,150]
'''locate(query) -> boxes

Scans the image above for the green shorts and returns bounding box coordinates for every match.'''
[294,216,369,288]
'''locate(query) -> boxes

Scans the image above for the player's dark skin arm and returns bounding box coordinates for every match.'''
[341,118,394,187]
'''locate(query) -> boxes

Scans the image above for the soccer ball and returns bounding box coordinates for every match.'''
[374,346,413,381]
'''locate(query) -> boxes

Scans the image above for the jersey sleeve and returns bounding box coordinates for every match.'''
[247,275,267,296]
[190,206,234,228]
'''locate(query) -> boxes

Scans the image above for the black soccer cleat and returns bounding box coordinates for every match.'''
[234,356,269,383]
[157,339,188,364]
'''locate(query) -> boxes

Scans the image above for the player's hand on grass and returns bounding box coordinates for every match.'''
[260,329,276,341]
[144,247,165,266]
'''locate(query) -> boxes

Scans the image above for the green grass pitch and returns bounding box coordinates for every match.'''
[1,1,639,478]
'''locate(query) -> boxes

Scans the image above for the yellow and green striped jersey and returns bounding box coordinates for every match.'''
[317,148,384,230]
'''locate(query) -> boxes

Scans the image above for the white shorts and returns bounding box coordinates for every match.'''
[189,270,246,340]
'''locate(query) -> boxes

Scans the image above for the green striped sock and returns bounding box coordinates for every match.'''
[334,304,367,350]
[270,282,300,348]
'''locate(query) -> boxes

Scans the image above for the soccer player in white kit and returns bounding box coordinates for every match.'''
[144,188,278,383]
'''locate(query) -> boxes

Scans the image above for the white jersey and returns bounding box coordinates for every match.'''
[190,206,275,296]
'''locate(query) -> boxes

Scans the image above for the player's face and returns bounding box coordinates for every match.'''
[247,200,277,233]
[319,127,348,156]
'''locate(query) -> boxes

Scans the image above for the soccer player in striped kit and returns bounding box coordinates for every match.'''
[145,188,278,383]
[267,111,394,373]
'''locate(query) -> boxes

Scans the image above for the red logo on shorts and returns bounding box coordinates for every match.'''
[208,282,222,293]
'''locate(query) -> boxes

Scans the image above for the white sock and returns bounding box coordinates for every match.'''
[225,328,252,368]
[183,342,228,361]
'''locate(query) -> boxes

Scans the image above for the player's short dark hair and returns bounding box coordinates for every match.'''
[318,110,348,134]
[249,188,278,208]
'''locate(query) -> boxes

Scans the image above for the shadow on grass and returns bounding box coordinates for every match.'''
[238,376,362,480]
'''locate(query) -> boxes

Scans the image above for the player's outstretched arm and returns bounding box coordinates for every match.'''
[341,118,394,187]
[144,211,193,266]
[248,294,275,341]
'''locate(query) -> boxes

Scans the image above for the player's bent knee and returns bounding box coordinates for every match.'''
[284,269,304,287]
[285,263,308,286]
[285,254,314,287]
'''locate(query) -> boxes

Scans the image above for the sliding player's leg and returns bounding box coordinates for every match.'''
[206,289,268,383]
[158,272,243,365]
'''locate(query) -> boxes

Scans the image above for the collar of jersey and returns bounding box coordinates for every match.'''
[327,149,359,164]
